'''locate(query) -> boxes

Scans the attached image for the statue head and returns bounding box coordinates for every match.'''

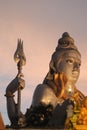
[48,32,81,85]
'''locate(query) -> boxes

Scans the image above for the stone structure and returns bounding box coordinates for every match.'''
[5,32,85,129]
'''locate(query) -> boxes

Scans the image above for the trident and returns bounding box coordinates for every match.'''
[14,39,26,118]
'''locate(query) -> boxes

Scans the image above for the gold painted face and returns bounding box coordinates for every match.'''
[56,50,81,84]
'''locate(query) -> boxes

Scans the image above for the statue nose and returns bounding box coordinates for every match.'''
[73,63,80,70]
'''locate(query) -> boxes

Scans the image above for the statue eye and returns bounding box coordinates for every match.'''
[66,59,73,64]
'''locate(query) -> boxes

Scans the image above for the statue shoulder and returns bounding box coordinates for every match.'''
[32,83,58,108]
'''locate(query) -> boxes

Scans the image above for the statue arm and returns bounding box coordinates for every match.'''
[5,75,25,97]
[5,75,25,127]
[25,84,57,127]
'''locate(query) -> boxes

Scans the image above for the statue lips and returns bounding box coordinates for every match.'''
[72,71,79,80]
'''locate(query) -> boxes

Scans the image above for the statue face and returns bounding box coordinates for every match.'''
[56,50,81,84]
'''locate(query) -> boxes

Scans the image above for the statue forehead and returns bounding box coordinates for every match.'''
[61,50,81,60]
[52,49,81,64]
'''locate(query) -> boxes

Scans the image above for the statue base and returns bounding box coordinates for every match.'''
[6,125,87,130]
[6,127,87,130]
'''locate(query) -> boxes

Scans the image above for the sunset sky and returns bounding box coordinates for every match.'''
[0,0,87,125]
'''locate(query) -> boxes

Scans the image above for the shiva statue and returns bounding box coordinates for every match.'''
[5,32,85,129]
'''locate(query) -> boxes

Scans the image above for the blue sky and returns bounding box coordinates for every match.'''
[0,0,87,125]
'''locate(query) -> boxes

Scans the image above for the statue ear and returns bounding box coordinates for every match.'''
[49,59,56,74]
[45,59,56,80]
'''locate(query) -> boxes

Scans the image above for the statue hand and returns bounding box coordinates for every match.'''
[17,73,25,90]
[19,78,25,90]
[5,74,25,97]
